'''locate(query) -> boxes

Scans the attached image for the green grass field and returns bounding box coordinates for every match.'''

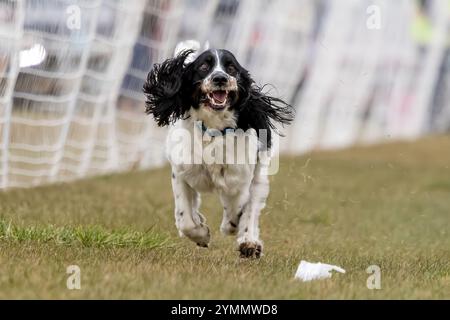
[0,136,449,299]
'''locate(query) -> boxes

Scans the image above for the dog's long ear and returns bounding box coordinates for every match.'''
[237,84,295,150]
[143,50,194,126]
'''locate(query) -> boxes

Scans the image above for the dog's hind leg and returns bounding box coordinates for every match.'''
[219,189,250,236]
[237,159,269,258]
[172,173,210,247]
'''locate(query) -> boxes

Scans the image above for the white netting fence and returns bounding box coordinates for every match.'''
[0,0,449,189]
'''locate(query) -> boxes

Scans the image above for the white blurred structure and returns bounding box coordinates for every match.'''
[295,260,345,282]
[0,0,449,189]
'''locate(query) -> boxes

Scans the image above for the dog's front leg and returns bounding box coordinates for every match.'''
[172,173,210,247]
[237,160,269,258]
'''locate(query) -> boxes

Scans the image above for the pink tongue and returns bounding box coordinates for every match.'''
[212,91,227,103]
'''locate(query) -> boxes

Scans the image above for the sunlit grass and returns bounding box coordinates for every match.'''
[0,135,448,299]
[0,219,170,249]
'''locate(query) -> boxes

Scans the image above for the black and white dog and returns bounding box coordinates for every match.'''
[143,45,294,258]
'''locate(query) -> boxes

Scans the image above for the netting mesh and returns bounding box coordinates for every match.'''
[0,0,449,189]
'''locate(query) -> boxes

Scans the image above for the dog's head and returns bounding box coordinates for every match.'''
[187,49,248,112]
[143,48,294,148]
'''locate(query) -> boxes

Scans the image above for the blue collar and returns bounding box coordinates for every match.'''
[196,122,235,137]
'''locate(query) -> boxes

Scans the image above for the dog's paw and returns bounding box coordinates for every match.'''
[220,220,238,236]
[182,223,211,248]
[238,240,263,259]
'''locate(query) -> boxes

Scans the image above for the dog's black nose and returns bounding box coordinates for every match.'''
[212,73,228,86]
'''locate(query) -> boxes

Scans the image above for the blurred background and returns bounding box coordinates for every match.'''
[0,0,449,189]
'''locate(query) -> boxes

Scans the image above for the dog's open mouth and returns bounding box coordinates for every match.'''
[207,90,228,110]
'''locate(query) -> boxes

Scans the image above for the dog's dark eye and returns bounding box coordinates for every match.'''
[199,63,209,72]
[227,65,237,75]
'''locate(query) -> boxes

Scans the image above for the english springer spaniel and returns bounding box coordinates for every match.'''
[143,45,294,258]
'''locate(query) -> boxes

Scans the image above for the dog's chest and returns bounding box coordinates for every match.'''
[167,125,257,194]
[185,162,254,194]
